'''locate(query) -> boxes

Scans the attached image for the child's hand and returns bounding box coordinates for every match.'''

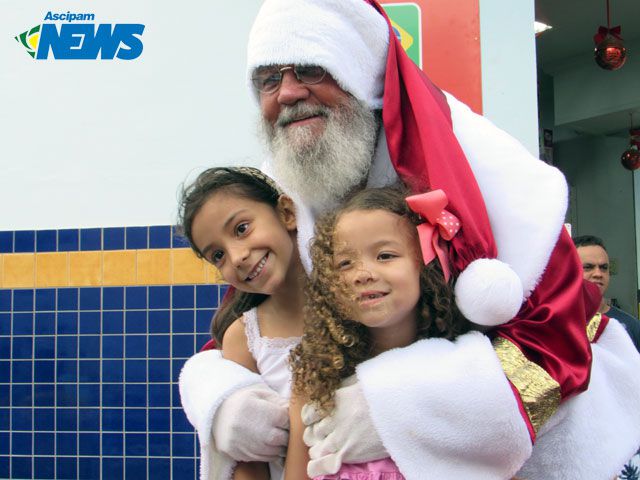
[301,380,387,477]
[213,383,289,462]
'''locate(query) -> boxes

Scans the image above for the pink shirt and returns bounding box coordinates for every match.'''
[314,458,405,479]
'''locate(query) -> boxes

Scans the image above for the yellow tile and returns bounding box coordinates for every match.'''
[205,262,225,284]
[137,249,171,285]
[0,255,3,288]
[103,250,136,286]
[172,248,206,284]
[69,251,102,286]
[3,253,35,288]
[36,252,69,287]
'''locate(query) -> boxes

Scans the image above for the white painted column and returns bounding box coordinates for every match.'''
[479,0,539,156]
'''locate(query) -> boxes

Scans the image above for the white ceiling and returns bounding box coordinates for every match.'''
[535,0,640,136]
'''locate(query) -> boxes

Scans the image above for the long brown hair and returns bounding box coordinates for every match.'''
[177,167,281,344]
[289,186,470,412]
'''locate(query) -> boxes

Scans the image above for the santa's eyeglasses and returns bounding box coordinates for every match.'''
[251,65,327,94]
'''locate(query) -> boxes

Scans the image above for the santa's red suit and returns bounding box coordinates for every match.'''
[179,1,640,479]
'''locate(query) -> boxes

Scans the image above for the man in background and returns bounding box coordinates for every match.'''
[574,234,640,352]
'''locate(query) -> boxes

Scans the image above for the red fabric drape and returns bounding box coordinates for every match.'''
[493,229,594,399]
[368,0,497,276]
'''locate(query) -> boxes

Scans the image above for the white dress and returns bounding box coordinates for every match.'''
[242,307,301,480]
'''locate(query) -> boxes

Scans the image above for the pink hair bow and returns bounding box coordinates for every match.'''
[406,189,461,281]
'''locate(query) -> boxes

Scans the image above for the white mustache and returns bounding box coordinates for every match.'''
[276,104,330,128]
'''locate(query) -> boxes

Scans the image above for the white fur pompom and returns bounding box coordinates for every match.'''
[454,258,524,326]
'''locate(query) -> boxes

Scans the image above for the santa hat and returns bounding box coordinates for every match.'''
[246,0,388,109]
[246,0,529,327]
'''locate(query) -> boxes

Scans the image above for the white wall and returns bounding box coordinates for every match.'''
[479,0,539,156]
[0,0,263,230]
[555,136,637,314]
[2,0,541,230]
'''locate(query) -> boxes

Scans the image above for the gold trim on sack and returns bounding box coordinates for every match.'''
[586,313,602,342]
[493,337,561,435]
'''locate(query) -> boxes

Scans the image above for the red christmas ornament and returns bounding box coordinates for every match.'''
[621,126,640,170]
[621,148,640,170]
[593,1,627,71]
[594,32,627,70]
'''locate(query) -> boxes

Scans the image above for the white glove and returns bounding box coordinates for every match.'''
[301,380,388,477]
[212,383,289,462]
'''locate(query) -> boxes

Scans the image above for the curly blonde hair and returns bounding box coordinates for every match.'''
[289,186,470,413]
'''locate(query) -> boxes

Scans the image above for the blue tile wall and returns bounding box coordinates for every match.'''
[171,226,190,249]
[80,228,102,251]
[0,225,180,253]
[14,231,35,253]
[103,227,125,251]
[36,230,57,253]
[0,232,13,254]
[149,226,172,249]
[125,227,148,250]
[0,283,221,480]
[57,229,79,252]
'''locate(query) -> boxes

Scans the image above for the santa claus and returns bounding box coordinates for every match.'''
[179,1,640,479]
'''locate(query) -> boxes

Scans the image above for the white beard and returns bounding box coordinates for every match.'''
[261,97,378,214]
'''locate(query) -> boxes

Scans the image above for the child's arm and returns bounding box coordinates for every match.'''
[222,317,258,373]
[284,395,311,480]
[232,461,270,480]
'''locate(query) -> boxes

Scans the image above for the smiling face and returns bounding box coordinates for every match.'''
[258,68,378,213]
[191,189,297,296]
[260,68,352,138]
[333,209,421,351]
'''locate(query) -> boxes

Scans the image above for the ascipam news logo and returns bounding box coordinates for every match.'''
[15,11,145,60]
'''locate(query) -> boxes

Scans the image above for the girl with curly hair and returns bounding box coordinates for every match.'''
[285,186,470,480]
[179,166,305,480]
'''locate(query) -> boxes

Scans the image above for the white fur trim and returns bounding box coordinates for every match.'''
[201,447,235,480]
[518,319,640,479]
[246,0,388,109]
[446,93,568,298]
[357,331,532,479]
[178,350,262,480]
[454,258,524,326]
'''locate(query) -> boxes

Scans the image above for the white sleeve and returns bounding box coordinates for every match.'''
[518,318,640,479]
[356,331,532,480]
[178,349,263,480]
